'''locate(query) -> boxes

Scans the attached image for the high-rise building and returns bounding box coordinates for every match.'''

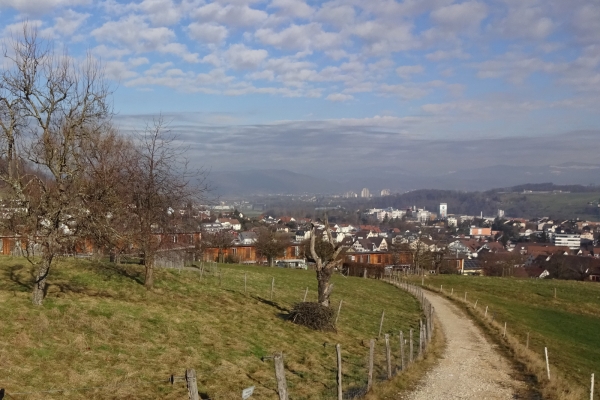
[439,203,447,219]
[497,209,505,218]
[380,189,391,196]
[361,188,370,198]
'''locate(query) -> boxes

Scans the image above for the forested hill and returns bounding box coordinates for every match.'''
[370,184,600,220]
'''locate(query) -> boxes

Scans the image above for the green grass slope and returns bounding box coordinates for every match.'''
[0,258,422,399]
[422,274,600,397]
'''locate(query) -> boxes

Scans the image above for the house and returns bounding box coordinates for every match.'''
[215,218,241,231]
[370,237,388,252]
[448,239,481,257]
[238,231,258,245]
[295,230,310,242]
[201,222,223,232]
[469,227,492,237]
[353,239,375,252]
[462,259,482,275]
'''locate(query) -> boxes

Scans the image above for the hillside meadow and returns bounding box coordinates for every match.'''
[419,274,600,398]
[0,257,423,399]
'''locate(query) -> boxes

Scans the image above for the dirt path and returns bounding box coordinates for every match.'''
[404,291,525,400]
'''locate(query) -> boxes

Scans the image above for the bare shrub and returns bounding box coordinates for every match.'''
[289,302,336,331]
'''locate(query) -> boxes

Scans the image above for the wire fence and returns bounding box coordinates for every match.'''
[0,269,436,400]
[420,280,597,400]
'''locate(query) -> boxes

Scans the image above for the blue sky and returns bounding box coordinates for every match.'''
[0,0,599,182]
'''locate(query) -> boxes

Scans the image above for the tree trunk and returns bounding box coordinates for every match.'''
[144,253,154,289]
[316,267,334,307]
[32,252,53,306]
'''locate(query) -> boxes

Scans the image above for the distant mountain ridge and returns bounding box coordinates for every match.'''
[207,163,600,196]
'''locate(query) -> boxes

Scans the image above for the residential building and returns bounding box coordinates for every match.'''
[361,188,371,198]
[469,227,492,237]
[380,189,391,196]
[439,203,447,219]
[553,232,581,250]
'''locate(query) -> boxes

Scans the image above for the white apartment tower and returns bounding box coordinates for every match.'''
[439,203,447,219]
[361,188,370,198]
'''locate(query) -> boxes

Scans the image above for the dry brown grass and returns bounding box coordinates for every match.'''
[0,257,432,399]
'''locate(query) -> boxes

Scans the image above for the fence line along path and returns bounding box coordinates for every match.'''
[404,290,525,400]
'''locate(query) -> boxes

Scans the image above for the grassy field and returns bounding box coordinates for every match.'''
[499,191,600,220]
[0,257,423,399]
[419,274,600,398]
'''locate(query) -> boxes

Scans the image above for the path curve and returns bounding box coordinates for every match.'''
[404,291,524,399]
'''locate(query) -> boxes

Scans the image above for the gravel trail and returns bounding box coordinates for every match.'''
[404,291,525,400]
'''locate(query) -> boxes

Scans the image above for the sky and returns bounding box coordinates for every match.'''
[0,0,599,185]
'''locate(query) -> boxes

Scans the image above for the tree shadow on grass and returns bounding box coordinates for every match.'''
[251,294,289,313]
[87,261,145,285]
[4,263,34,292]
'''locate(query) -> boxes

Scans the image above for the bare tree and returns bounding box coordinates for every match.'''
[0,24,113,305]
[126,117,204,289]
[309,218,347,307]
[255,227,289,267]
[201,230,234,263]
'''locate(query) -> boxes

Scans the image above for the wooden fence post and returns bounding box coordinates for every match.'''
[409,329,413,363]
[274,353,289,400]
[440,284,442,293]
[303,287,308,302]
[451,288,453,296]
[336,344,343,400]
[185,369,199,400]
[545,347,551,380]
[367,339,375,391]
[485,306,488,317]
[418,320,423,357]
[591,373,595,400]
[464,292,467,302]
[378,311,385,338]
[399,331,404,371]
[335,299,343,326]
[385,334,392,379]
[271,277,274,300]
[503,322,507,337]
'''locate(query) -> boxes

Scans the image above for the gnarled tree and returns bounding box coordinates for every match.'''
[309,219,347,307]
[0,25,113,305]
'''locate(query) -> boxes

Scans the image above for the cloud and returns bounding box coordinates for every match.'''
[351,20,417,54]
[315,4,355,28]
[91,15,199,62]
[396,65,424,79]
[269,0,313,19]
[255,23,342,51]
[430,2,487,33]
[380,84,429,99]
[0,0,90,14]
[426,48,470,61]
[192,3,268,27]
[188,22,228,45]
[224,44,268,70]
[41,9,89,39]
[326,93,353,102]
[491,2,554,40]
